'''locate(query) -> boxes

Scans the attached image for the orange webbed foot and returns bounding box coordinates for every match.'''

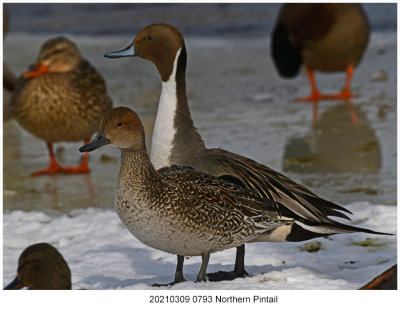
[294,91,324,102]
[32,165,90,176]
[32,162,90,176]
[59,164,90,174]
[33,140,91,176]
[32,164,63,176]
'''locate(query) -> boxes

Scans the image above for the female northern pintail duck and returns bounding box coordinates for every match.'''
[271,3,369,101]
[4,243,71,290]
[80,107,390,285]
[104,24,387,283]
[80,106,294,284]
[12,36,112,175]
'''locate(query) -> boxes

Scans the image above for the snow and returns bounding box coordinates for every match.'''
[3,202,396,290]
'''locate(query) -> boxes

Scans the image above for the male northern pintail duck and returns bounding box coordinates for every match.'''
[104,24,387,283]
[4,243,71,290]
[80,106,295,284]
[80,107,390,285]
[271,3,369,101]
[12,36,112,175]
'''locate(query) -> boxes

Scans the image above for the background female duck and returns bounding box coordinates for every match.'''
[271,3,370,102]
[12,36,112,176]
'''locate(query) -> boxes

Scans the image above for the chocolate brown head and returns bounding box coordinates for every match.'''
[79,106,145,152]
[105,23,185,82]
[4,243,71,290]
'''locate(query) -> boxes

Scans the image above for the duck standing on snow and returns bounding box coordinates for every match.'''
[271,3,370,102]
[12,37,112,176]
[103,24,389,284]
[80,107,391,286]
[103,23,386,284]
[80,106,294,284]
[4,243,71,290]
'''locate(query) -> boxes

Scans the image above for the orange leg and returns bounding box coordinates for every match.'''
[60,138,91,174]
[323,65,355,100]
[295,69,324,102]
[32,142,64,176]
[32,139,91,176]
[344,99,359,124]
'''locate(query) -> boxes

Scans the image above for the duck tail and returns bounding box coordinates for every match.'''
[271,23,302,78]
[285,220,393,242]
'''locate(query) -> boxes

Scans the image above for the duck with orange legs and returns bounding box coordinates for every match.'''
[12,37,112,176]
[271,3,369,102]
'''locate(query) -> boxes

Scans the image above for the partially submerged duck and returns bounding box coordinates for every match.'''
[4,243,71,290]
[12,36,112,176]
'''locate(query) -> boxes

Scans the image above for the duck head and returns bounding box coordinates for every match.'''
[23,37,82,79]
[79,107,146,152]
[104,23,185,82]
[4,243,71,290]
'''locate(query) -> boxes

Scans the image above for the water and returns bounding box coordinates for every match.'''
[5,3,397,36]
[3,3,397,214]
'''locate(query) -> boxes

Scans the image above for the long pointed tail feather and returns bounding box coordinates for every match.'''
[250,219,393,243]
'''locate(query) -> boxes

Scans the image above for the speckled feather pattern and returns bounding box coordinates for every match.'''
[115,150,291,257]
[12,60,112,142]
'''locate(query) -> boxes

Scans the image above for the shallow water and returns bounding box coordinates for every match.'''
[3,30,397,213]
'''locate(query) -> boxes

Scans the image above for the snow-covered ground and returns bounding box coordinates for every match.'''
[3,202,396,290]
[2,4,397,307]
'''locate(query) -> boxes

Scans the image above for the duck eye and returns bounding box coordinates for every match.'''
[147,36,154,41]
[117,122,122,127]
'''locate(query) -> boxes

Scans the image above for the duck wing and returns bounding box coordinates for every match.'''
[201,148,352,223]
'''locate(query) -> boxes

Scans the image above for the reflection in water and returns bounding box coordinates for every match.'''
[283,102,381,174]
[42,174,95,210]
[3,120,105,213]
[310,98,359,125]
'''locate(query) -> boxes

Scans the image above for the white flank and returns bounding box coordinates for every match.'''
[151,48,181,169]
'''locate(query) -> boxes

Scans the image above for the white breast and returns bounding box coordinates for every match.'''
[150,48,181,170]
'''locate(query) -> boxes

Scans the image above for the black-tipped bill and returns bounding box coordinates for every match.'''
[79,132,110,153]
[4,276,23,290]
[104,43,137,58]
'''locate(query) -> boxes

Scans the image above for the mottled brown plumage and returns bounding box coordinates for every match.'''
[103,23,390,283]
[80,107,292,284]
[4,243,71,290]
[12,37,112,175]
[104,24,380,283]
[80,107,391,285]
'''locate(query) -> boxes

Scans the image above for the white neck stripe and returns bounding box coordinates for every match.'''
[150,48,182,169]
